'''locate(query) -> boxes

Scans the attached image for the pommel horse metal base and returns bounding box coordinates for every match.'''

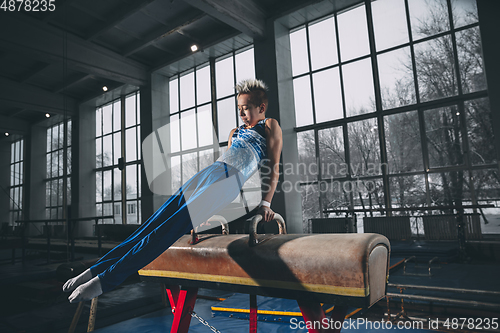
[139,214,390,333]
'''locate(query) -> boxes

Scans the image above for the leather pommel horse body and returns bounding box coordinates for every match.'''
[138,214,390,333]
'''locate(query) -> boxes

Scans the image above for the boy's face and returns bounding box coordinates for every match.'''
[237,93,265,128]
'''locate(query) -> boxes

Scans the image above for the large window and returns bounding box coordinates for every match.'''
[46,121,71,220]
[95,91,141,224]
[168,46,256,194]
[290,0,495,229]
[9,139,24,226]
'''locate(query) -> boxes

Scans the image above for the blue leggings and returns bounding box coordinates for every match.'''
[90,161,243,293]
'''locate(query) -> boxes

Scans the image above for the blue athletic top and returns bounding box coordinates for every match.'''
[217,118,268,180]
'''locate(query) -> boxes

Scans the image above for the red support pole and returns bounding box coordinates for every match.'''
[166,285,199,333]
[297,300,347,333]
[249,294,257,333]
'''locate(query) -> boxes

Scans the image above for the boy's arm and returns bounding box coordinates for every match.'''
[258,118,283,222]
[227,128,237,149]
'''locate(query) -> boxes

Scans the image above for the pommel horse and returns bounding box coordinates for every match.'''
[138,214,390,333]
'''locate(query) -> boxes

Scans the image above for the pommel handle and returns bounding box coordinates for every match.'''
[249,213,286,246]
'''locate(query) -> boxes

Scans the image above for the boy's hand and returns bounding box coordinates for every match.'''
[257,205,275,222]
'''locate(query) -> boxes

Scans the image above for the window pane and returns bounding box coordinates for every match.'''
[372,0,409,51]
[11,162,15,186]
[114,169,121,201]
[235,48,255,83]
[428,171,467,206]
[297,130,317,181]
[57,178,63,206]
[414,35,457,102]
[18,186,23,209]
[309,17,338,70]
[51,125,59,151]
[456,27,486,94]
[181,109,197,150]
[113,100,121,132]
[102,104,112,135]
[137,93,141,124]
[16,140,21,162]
[319,127,346,179]
[50,151,58,177]
[46,128,52,154]
[126,164,138,199]
[293,76,313,127]
[182,152,198,184]
[337,4,369,61]
[409,0,450,41]
[67,120,72,147]
[452,0,478,28]
[14,162,20,185]
[19,161,23,184]
[125,94,137,128]
[170,115,180,153]
[170,78,179,114]
[385,111,423,173]
[137,127,141,159]
[103,135,112,167]
[354,178,385,213]
[378,47,416,109]
[57,124,64,150]
[126,127,137,162]
[96,171,102,203]
[171,155,181,194]
[348,118,381,177]
[96,138,102,168]
[343,58,375,117]
[197,105,213,147]
[43,183,50,208]
[313,68,343,123]
[290,28,309,76]
[301,184,320,229]
[196,65,211,105]
[465,98,496,165]
[388,175,427,208]
[96,107,102,137]
[113,132,121,165]
[199,148,214,171]
[180,71,195,110]
[11,142,16,164]
[217,97,236,143]
[424,105,463,168]
[472,169,500,202]
[216,56,234,99]
[103,170,112,201]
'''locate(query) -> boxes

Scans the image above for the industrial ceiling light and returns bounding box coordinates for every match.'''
[191,44,198,52]
[103,86,108,92]
[45,113,51,118]
[5,132,9,137]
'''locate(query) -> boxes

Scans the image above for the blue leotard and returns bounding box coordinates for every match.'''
[91,118,269,293]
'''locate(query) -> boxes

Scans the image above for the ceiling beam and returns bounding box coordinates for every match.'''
[52,74,93,94]
[181,0,266,38]
[42,0,79,23]
[0,13,149,87]
[20,63,53,84]
[0,115,31,134]
[0,77,77,116]
[152,29,240,72]
[122,11,206,57]
[85,0,157,42]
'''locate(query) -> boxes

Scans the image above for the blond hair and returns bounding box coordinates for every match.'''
[235,79,268,111]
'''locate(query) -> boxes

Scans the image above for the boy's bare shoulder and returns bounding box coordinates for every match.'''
[265,118,280,129]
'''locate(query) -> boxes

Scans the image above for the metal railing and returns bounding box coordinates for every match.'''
[16,215,114,263]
